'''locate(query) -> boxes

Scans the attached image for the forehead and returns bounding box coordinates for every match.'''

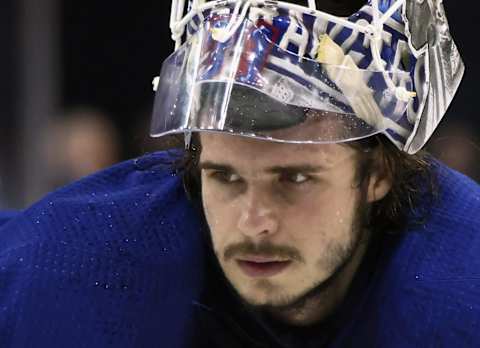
[199,133,357,170]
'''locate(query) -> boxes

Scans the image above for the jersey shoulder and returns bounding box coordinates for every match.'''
[359,162,480,346]
[0,150,205,347]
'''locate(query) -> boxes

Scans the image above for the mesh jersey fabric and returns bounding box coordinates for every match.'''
[0,150,479,347]
[0,150,206,348]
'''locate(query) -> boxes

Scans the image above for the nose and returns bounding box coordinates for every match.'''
[236,187,279,238]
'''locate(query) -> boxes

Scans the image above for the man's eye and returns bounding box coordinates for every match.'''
[210,171,242,183]
[280,172,310,184]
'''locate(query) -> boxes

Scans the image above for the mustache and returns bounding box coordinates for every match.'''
[224,241,304,263]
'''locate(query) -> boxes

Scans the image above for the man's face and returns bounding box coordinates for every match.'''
[199,133,373,310]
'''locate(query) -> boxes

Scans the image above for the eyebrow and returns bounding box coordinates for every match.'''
[199,162,235,172]
[198,161,327,174]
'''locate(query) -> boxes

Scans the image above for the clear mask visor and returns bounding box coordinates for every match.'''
[151,11,413,143]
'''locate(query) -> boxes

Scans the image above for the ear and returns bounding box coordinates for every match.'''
[366,168,392,203]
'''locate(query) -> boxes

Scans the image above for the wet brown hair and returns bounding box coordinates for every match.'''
[346,135,437,234]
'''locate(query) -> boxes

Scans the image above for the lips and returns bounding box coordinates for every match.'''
[236,258,292,278]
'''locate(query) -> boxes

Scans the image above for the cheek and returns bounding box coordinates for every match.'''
[202,183,239,249]
[287,187,358,243]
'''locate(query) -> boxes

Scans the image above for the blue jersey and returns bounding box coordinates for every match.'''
[0,150,479,347]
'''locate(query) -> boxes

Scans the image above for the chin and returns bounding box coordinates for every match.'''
[237,282,279,306]
[238,281,311,309]
[229,279,289,308]
[227,269,323,308]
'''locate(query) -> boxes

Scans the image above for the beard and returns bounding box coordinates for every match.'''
[216,188,372,324]
[250,232,365,314]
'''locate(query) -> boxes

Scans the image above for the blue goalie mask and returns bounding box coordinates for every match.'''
[151,0,464,153]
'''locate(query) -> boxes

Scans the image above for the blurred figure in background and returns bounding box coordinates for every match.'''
[428,122,480,182]
[45,107,121,189]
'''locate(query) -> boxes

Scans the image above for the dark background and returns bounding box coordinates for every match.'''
[1,0,478,208]
[62,1,172,157]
